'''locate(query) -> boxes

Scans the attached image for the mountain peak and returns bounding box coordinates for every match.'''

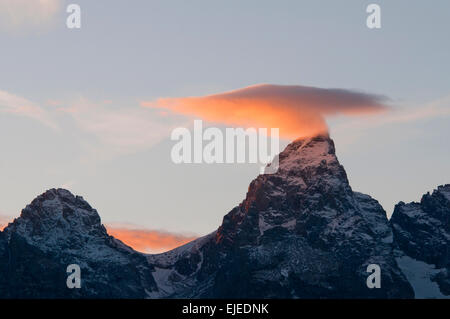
[3,188,107,252]
[264,134,351,202]
[0,189,157,298]
[277,134,337,172]
[207,135,413,298]
[293,132,331,143]
[22,188,99,228]
[0,135,421,298]
[26,188,93,211]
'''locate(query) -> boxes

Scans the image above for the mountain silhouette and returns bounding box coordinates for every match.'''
[1,135,448,298]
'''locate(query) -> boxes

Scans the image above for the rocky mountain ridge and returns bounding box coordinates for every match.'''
[0,189,156,298]
[0,135,448,298]
[391,185,450,298]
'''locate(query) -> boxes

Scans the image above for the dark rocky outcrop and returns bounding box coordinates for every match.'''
[0,135,431,298]
[0,189,156,298]
[391,185,450,297]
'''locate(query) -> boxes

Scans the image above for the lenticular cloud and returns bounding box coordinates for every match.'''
[142,84,388,140]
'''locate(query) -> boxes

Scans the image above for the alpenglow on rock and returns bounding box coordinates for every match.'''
[0,135,418,298]
[147,135,414,298]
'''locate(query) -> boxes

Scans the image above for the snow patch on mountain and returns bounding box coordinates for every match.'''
[396,254,449,299]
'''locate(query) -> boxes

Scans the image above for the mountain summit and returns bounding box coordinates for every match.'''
[146,135,413,298]
[0,188,156,298]
[3,135,446,298]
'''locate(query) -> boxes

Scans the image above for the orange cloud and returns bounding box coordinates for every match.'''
[141,84,388,140]
[106,225,197,254]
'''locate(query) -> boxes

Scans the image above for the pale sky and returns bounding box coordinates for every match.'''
[1,0,449,245]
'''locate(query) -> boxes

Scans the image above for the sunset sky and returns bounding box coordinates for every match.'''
[0,0,449,253]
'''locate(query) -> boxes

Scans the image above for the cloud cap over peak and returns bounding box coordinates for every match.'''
[142,84,388,140]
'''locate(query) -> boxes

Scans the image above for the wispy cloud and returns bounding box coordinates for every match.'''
[142,84,388,140]
[378,95,450,125]
[0,90,58,129]
[0,90,184,158]
[0,0,61,32]
[106,224,197,254]
[332,95,450,131]
[59,97,185,156]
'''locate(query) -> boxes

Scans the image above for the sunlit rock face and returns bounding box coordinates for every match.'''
[391,185,450,297]
[0,135,420,298]
[148,135,414,298]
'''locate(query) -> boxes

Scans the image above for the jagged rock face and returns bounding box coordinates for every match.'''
[149,135,414,298]
[391,185,450,296]
[0,189,156,298]
[0,136,421,299]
